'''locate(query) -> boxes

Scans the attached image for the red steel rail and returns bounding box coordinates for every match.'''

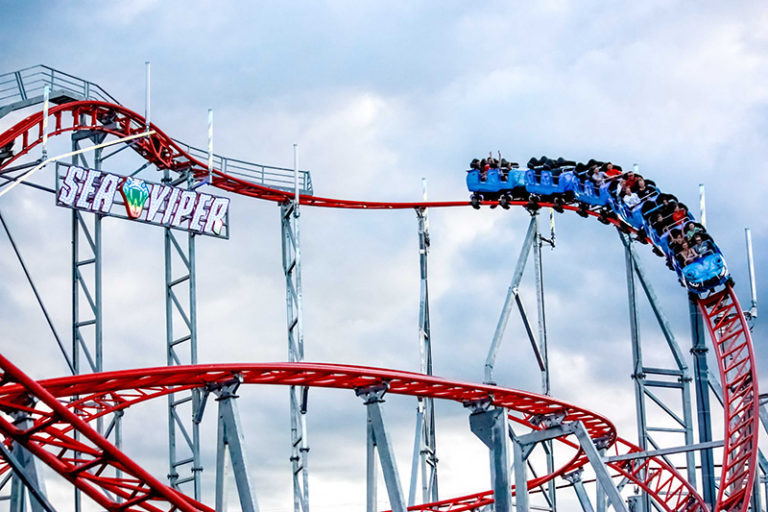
[0,99,648,234]
[0,99,758,511]
[699,286,760,512]
[0,362,707,511]
[0,354,213,512]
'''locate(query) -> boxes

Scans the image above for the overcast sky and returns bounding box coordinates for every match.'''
[1,1,767,511]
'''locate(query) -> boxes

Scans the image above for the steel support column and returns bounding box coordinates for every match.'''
[570,423,628,512]
[622,239,650,512]
[214,379,259,512]
[512,433,529,512]
[688,294,715,508]
[469,406,511,512]
[71,134,104,378]
[164,169,202,499]
[626,495,645,512]
[70,131,104,512]
[367,419,378,512]
[564,470,596,512]
[409,206,438,506]
[532,215,555,511]
[7,411,50,512]
[596,445,606,512]
[485,213,553,510]
[358,385,407,512]
[623,240,647,451]
[281,200,309,512]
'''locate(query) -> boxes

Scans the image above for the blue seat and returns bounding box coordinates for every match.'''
[557,171,578,194]
[574,181,605,206]
[500,169,526,191]
[615,200,645,229]
[525,169,557,195]
[467,169,502,193]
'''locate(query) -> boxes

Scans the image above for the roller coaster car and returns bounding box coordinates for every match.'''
[681,249,729,293]
[615,200,646,230]
[525,168,579,213]
[574,180,611,207]
[466,158,733,294]
[524,168,578,197]
[466,168,526,209]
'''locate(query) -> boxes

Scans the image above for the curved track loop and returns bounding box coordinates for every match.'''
[0,354,213,512]
[0,362,707,512]
[699,286,760,512]
[0,99,758,511]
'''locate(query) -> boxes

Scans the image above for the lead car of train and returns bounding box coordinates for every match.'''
[466,158,730,294]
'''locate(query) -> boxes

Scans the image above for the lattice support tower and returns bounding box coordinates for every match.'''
[69,128,107,512]
[163,167,203,499]
[281,198,310,512]
[408,198,438,506]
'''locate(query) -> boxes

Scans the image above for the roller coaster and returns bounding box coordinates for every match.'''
[0,65,761,512]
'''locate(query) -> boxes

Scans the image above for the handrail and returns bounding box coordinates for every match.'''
[0,65,312,195]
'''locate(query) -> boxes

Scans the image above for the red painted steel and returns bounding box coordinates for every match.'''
[0,100,646,239]
[0,354,213,512]
[0,99,758,511]
[0,363,707,512]
[698,285,760,512]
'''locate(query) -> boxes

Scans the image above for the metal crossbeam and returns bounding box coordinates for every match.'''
[604,440,724,463]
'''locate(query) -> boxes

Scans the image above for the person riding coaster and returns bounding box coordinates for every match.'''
[465,154,731,293]
[466,158,526,209]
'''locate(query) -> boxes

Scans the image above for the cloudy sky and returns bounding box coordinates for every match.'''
[1,1,767,511]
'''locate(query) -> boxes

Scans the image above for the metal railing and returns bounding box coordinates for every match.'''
[174,140,313,195]
[0,65,314,195]
[0,65,118,108]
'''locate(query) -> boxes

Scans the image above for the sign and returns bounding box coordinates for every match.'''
[56,165,230,238]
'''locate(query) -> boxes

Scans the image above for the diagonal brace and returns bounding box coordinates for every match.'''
[357,384,406,512]
[214,379,259,512]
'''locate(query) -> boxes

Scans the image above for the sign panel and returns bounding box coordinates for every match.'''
[56,164,230,239]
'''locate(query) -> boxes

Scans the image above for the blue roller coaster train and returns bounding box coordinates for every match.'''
[467,156,730,294]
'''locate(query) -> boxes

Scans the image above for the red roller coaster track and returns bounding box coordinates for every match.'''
[0,359,708,512]
[0,99,759,511]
